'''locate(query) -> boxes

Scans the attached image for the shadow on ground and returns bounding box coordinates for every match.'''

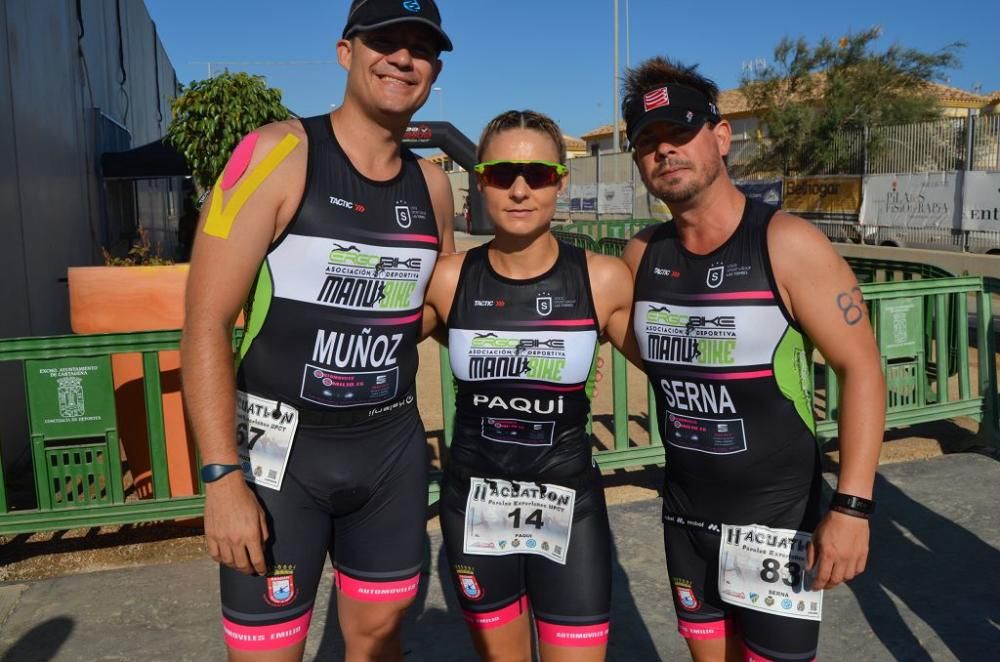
[846,460,1000,660]
[0,616,73,662]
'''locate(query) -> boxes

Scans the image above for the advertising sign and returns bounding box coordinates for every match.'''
[860,172,960,228]
[735,179,783,208]
[783,176,862,215]
[598,183,634,214]
[570,184,597,212]
[25,356,117,438]
[961,171,1000,231]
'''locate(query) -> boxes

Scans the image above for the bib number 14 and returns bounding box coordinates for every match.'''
[508,508,544,529]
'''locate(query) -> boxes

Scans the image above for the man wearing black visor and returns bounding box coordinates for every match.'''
[182,1,454,660]
[620,57,885,662]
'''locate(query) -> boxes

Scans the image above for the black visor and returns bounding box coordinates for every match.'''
[623,84,721,147]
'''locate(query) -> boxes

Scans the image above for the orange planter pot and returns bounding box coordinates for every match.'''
[67,265,196,500]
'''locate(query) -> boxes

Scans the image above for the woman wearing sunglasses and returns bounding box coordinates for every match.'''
[423,110,636,661]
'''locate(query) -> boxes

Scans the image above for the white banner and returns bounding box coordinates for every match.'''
[569,184,597,212]
[860,172,960,229]
[961,171,1000,231]
[598,183,634,214]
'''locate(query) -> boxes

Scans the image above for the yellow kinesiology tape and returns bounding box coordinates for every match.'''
[202,133,301,239]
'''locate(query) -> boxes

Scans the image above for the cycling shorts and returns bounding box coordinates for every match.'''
[663,487,822,662]
[220,406,428,652]
[439,468,612,648]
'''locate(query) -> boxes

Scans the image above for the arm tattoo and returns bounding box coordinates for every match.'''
[835,287,864,325]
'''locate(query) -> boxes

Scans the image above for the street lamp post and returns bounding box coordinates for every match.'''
[612,1,620,153]
[432,86,444,119]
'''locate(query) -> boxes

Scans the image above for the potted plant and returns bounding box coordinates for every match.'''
[68,228,193,499]
[67,73,290,501]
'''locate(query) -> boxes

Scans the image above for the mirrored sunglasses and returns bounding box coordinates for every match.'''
[474,160,568,189]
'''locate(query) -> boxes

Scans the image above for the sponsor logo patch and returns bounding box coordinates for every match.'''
[264,564,297,607]
[673,578,699,611]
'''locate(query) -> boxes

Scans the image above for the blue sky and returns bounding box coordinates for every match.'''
[146,0,999,145]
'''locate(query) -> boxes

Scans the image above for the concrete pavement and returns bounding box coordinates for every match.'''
[1,452,998,661]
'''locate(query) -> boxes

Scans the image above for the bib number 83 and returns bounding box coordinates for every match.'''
[760,557,802,588]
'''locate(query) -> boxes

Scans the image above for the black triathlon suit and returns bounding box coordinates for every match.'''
[221,114,439,650]
[634,199,823,660]
[440,241,612,644]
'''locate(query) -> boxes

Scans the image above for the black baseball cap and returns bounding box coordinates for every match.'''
[624,83,721,147]
[342,0,453,52]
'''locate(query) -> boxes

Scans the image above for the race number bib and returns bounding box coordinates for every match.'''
[718,523,823,621]
[463,478,575,565]
[236,391,299,491]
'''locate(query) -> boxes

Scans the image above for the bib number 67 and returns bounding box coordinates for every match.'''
[237,422,265,450]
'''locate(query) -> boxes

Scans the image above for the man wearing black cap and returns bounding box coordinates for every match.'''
[620,57,885,662]
[181,1,454,659]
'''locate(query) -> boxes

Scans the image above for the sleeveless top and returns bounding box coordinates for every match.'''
[447,241,599,483]
[236,114,439,419]
[633,199,819,523]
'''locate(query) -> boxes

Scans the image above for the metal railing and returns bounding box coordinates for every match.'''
[0,331,205,535]
[1,258,996,535]
[867,118,969,174]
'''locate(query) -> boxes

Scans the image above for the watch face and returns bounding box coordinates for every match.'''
[834,493,873,513]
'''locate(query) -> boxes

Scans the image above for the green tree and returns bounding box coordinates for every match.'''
[166,72,291,189]
[739,27,962,175]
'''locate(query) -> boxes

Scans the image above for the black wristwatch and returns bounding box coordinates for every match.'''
[830,492,875,518]
[201,463,246,483]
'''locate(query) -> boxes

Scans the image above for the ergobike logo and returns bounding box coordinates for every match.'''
[329,196,366,213]
[645,306,736,333]
[470,333,565,353]
[467,332,566,380]
[319,243,422,310]
[327,244,422,272]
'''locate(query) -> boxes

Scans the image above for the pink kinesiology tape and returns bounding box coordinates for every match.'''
[221,132,260,191]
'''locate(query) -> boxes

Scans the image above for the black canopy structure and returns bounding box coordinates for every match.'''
[100,138,191,180]
[401,121,487,234]
[100,121,487,232]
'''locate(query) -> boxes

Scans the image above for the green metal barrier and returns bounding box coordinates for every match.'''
[598,237,628,257]
[2,276,995,534]
[551,231,597,252]
[844,257,953,284]
[816,277,994,440]
[844,257,960,379]
[437,276,998,481]
[558,219,661,241]
[0,330,205,535]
